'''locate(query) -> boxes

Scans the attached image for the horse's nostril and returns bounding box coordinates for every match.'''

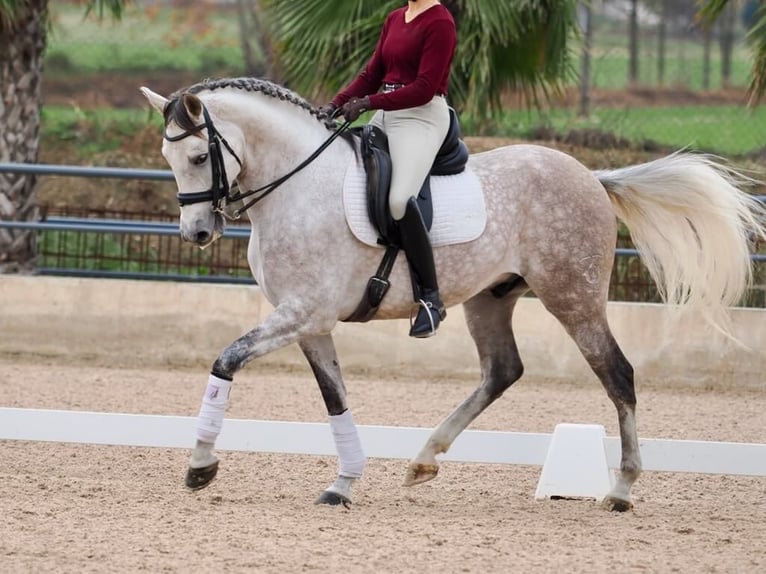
[195,231,211,244]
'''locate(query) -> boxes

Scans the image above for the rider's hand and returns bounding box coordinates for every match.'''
[317,103,338,119]
[341,97,370,122]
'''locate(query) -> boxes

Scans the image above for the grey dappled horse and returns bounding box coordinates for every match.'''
[141,78,766,512]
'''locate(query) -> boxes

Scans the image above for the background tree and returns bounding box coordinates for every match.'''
[236,0,278,77]
[0,0,125,272]
[629,0,640,86]
[578,1,593,117]
[699,0,766,101]
[657,0,668,86]
[261,0,579,129]
[718,1,736,89]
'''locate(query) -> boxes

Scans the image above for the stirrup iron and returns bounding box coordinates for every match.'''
[409,298,445,338]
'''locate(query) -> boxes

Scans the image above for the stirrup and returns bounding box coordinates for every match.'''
[409,299,445,338]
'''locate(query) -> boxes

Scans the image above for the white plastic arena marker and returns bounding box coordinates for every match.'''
[534,423,614,502]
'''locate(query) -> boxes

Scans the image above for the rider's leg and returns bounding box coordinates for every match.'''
[382,96,450,337]
[384,96,449,220]
[398,197,446,337]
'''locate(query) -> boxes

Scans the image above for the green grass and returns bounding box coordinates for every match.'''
[45,3,752,90]
[41,106,160,155]
[38,229,250,278]
[41,99,766,158]
[576,18,753,90]
[39,231,145,272]
[583,52,752,91]
[573,26,753,90]
[46,3,246,75]
[41,3,764,156]
[462,104,766,156]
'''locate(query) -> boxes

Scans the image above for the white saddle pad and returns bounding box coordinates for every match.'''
[342,157,487,248]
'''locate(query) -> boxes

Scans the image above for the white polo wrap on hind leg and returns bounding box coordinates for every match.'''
[195,374,232,444]
[329,410,366,478]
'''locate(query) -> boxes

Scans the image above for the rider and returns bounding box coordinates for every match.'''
[319,0,457,338]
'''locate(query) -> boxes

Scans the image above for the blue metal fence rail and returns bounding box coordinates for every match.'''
[0,216,256,284]
[0,217,251,239]
[0,162,174,181]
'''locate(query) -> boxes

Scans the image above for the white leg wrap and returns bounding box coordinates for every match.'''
[329,410,366,478]
[195,374,232,444]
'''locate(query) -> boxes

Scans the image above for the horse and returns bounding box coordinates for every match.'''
[140,77,766,512]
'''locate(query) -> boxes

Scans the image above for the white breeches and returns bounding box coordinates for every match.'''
[369,95,450,220]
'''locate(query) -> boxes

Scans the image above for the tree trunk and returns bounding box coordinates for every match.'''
[719,2,736,89]
[628,0,639,86]
[236,0,264,76]
[657,0,667,87]
[703,25,712,90]
[578,2,593,118]
[249,0,279,81]
[0,0,48,273]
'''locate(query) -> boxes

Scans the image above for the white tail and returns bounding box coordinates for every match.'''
[596,152,766,338]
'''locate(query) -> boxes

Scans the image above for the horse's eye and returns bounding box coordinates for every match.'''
[192,153,208,166]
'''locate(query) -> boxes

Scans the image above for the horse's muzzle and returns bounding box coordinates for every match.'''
[180,211,225,248]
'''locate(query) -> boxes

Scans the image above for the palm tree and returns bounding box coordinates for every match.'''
[0,0,125,272]
[261,0,579,127]
[698,0,766,103]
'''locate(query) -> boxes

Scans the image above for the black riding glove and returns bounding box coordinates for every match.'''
[317,103,338,119]
[341,97,371,122]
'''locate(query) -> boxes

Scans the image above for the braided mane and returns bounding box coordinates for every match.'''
[163,76,336,132]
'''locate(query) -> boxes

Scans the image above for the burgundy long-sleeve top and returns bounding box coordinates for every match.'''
[331,4,456,111]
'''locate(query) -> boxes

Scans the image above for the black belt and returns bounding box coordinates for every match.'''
[382,83,446,97]
[382,83,405,93]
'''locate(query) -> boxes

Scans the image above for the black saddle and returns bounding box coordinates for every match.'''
[356,106,469,246]
[343,107,469,323]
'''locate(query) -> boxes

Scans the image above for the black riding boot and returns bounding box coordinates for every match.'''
[398,197,446,338]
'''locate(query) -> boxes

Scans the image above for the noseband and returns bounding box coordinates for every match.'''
[164,107,242,213]
[164,103,350,219]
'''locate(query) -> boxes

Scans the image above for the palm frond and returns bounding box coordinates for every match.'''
[746,4,766,103]
[262,0,579,125]
[451,0,578,121]
[696,0,766,105]
[262,0,394,99]
[695,0,729,26]
[84,0,126,21]
[1,0,125,34]
[0,0,29,32]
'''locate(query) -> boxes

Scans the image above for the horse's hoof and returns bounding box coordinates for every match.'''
[185,462,219,490]
[601,495,633,512]
[315,490,351,508]
[403,462,439,487]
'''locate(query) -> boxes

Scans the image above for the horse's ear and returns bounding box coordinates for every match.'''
[182,93,203,122]
[140,87,169,114]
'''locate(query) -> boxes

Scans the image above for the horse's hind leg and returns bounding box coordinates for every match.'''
[299,334,366,507]
[537,294,641,511]
[404,288,525,486]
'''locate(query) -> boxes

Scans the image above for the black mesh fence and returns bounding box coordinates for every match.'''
[37,206,253,282]
[35,206,765,306]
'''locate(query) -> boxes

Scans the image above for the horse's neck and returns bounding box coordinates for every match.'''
[206,91,339,188]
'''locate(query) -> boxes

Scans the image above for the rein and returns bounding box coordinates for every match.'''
[166,104,351,219]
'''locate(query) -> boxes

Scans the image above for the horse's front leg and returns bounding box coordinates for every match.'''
[185,304,318,491]
[299,334,365,507]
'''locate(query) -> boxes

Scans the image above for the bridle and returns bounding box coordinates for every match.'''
[164,104,351,219]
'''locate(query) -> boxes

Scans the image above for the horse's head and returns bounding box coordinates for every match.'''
[140,86,245,247]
